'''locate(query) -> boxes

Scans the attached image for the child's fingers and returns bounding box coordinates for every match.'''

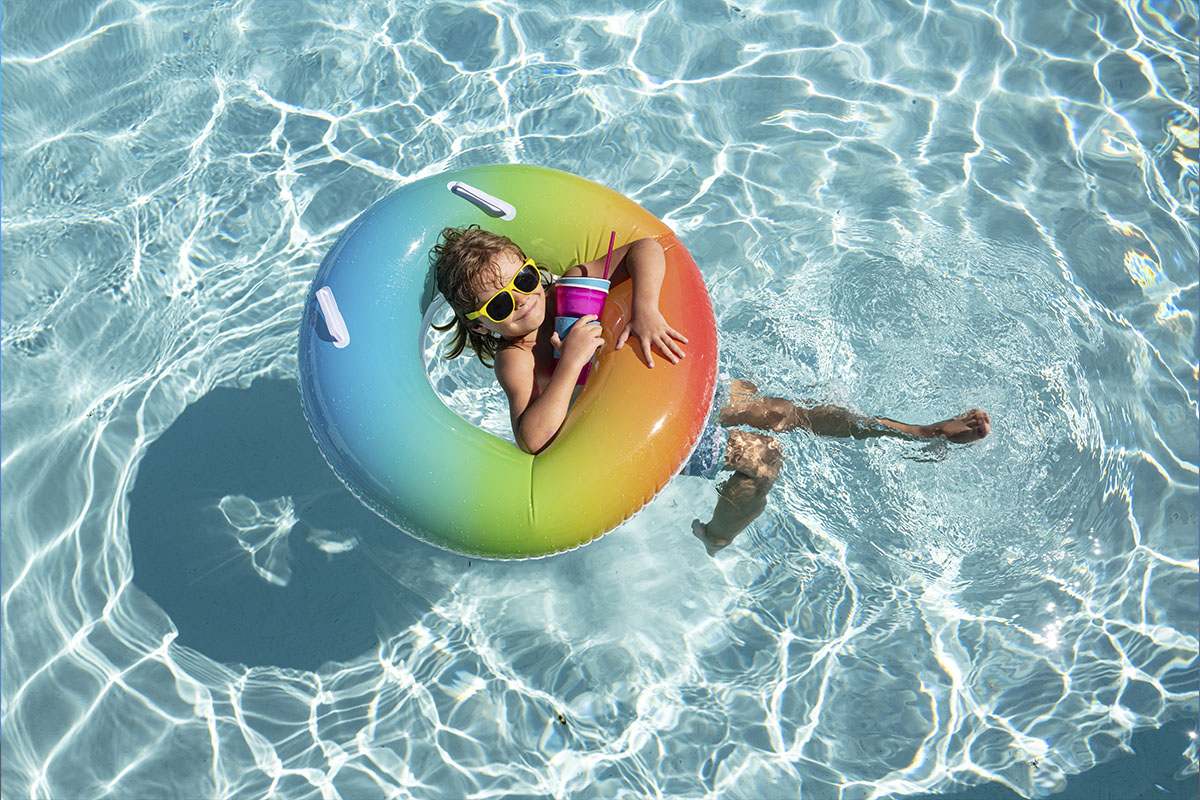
[667,327,689,344]
[641,337,655,368]
[663,336,686,361]
[570,314,598,333]
[661,335,681,364]
[615,327,630,350]
[550,332,562,350]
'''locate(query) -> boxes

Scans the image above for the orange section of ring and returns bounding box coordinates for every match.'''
[530,234,718,542]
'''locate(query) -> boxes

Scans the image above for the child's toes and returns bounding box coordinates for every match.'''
[962,409,990,429]
[946,410,991,442]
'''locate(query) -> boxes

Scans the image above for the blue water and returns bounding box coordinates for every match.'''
[2,1,1197,798]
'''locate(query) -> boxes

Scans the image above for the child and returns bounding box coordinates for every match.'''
[431,225,991,555]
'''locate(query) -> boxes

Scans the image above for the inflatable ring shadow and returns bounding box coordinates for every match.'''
[127,380,438,671]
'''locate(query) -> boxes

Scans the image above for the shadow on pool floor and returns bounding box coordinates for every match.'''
[127,379,440,672]
[900,717,1197,800]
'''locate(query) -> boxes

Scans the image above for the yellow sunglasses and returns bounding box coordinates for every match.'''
[465,259,541,322]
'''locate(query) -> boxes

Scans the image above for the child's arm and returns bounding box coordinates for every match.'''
[496,316,604,454]
[568,237,687,368]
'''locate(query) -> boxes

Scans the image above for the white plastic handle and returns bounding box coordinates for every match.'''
[315,286,350,348]
[446,181,516,221]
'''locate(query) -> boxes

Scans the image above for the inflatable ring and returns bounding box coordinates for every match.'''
[299,165,718,559]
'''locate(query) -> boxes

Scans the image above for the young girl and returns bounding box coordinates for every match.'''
[431,225,991,555]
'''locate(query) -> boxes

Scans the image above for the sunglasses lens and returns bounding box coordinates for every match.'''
[514,263,539,293]
[485,291,515,321]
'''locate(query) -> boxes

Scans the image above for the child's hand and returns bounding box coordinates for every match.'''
[615,308,688,368]
[551,315,605,370]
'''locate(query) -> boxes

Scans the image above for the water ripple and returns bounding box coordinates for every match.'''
[2,0,1197,798]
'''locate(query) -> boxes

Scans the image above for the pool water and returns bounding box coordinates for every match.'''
[2,1,1197,798]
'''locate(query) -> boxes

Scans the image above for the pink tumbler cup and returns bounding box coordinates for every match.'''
[553,276,610,385]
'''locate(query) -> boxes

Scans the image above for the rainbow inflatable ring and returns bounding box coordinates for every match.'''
[299,165,718,559]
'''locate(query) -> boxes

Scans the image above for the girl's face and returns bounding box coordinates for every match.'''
[468,249,545,340]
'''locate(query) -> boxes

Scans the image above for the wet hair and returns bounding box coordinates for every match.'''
[430,225,531,367]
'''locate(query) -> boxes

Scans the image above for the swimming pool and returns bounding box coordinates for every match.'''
[2,1,1196,798]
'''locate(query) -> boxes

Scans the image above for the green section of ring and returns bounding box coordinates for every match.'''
[299,165,672,558]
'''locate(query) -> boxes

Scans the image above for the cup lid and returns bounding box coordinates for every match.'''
[556,276,610,290]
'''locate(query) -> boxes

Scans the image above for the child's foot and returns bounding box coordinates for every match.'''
[925,409,991,443]
[692,519,730,557]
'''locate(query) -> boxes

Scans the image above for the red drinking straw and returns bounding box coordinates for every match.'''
[601,230,617,280]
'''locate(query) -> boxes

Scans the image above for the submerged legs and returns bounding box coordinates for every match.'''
[692,380,991,555]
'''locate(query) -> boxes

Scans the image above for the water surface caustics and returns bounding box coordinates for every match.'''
[2,0,1197,798]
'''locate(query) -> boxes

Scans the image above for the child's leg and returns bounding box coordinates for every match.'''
[717,380,991,443]
[692,380,992,555]
[692,430,781,556]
